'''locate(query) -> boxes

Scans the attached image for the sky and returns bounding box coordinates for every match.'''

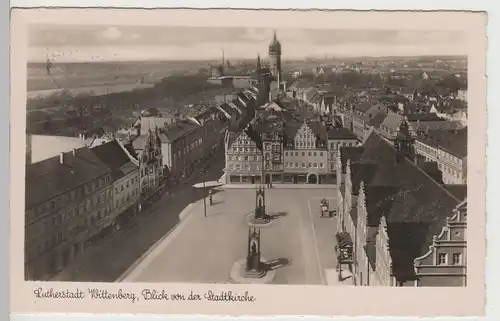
[28,25,468,62]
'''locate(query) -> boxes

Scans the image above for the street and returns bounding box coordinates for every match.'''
[126,188,339,285]
[51,149,226,282]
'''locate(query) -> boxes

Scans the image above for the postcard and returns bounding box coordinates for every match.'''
[10,8,486,317]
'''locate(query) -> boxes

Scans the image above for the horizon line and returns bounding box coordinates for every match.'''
[28,54,467,64]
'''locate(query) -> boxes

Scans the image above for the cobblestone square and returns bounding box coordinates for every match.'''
[129,188,339,285]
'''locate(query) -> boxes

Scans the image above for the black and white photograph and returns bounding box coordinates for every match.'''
[11,8,486,317]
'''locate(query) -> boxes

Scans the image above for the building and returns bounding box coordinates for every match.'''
[282,120,328,184]
[327,127,359,177]
[413,199,467,286]
[414,127,468,184]
[132,128,165,206]
[336,121,464,286]
[224,129,263,184]
[25,147,113,280]
[90,140,140,226]
[133,108,228,185]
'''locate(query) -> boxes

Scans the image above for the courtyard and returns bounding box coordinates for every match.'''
[126,187,340,285]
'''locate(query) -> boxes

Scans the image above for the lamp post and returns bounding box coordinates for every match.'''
[201,169,207,218]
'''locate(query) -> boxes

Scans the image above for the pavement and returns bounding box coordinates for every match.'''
[51,150,226,282]
[123,188,340,285]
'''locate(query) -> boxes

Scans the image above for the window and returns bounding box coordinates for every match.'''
[308,152,312,156]
[285,151,288,156]
[320,162,324,168]
[302,152,305,156]
[295,162,299,168]
[313,152,317,156]
[452,253,462,265]
[308,163,312,168]
[295,152,298,156]
[320,152,323,156]
[302,163,306,168]
[314,163,317,168]
[438,253,447,265]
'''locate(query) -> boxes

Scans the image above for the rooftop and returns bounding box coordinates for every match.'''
[90,140,138,180]
[327,127,358,140]
[416,127,468,158]
[26,147,111,210]
[345,131,461,282]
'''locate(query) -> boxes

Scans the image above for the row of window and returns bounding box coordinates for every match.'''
[174,137,203,160]
[285,151,324,157]
[330,141,357,150]
[116,188,139,208]
[116,175,139,194]
[231,147,258,153]
[33,205,113,258]
[228,155,261,161]
[437,253,463,265]
[27,188,114,242]
[285,162,324,169]
[33,175,111,218]
[227,163,256,171]
[416,141,463,165]
[440,163,462,180]
[294,140,316,149]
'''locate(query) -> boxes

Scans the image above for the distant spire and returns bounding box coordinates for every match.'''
[256,53,262,70]
[221,49,225,66]
[273,30,277,41]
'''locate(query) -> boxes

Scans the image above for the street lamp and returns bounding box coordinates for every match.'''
[200,169,207,218]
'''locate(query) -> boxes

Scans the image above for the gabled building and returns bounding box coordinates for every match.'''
[282,120,328,184]
[336,120,464,287]
[133,128,165,205]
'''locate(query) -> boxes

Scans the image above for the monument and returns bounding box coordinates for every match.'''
[229,227,275,283]
[244,227,266,278]
[249,187,271,225]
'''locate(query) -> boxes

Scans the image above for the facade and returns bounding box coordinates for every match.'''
[224,131,263,184]
[282,121,328,184]
[414,127,467,184]
[135,128,165,205]
[327,127,359,175]
[25,147,113,280]
[90,140,140,226]
[413,200,467,286]
[261,121,285,184]
[133,108,227,185]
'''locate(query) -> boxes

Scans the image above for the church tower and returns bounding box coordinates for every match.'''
[394,117,415,163]
[256,53,262,71]
[268,30,282,84]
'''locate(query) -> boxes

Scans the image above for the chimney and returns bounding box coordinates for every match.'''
[59,152,64,164]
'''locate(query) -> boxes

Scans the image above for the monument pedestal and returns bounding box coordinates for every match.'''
[230,257,275,284]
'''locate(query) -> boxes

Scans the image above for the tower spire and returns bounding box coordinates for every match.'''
[273,30,277,41]
[257,53,261,70]
[221,49,225,66]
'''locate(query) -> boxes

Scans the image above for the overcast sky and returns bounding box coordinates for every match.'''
[28,25,467,62]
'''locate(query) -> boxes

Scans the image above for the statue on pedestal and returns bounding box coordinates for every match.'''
[255,187,266,220]
[250,187,270,224]
[244,227,266,277]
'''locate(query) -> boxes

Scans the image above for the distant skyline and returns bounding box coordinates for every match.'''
[29,25,468,62]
